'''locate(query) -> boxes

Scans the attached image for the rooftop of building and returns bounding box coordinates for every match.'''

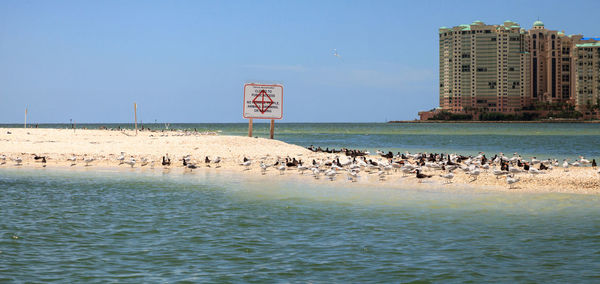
[533,20,544,27]
[576,42,600,48]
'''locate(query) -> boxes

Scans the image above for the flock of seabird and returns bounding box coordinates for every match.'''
[244,148,600,188]
[1,148,598,189]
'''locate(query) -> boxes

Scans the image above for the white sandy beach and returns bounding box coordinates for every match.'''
[1,128,599,194]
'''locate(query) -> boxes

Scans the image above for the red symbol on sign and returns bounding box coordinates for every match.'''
[252,90,274,114]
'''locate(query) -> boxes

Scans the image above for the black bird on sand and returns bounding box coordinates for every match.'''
[415,169,432,182]
[162,155,171,166]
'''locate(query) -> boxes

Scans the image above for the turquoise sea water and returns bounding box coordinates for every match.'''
[1,168,600,282]
[4,122,600,159]
[1,123,600,282]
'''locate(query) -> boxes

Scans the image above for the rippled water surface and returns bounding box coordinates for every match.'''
[1,169,600,282]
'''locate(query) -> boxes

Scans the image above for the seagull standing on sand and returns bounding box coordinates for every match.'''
[125,157,136,168]
[347,170,359,182]
[260,162,269,175]
[506,174,520,189]
[83,155,95,166]
[0,155,6,165]
[277,164,286,175]
[297,165,309,174]
[13,157,23,166]
[440,172,454,184]
[579,156,591,166]
[213,157,221,168]
[468,167,481,181]
[312,168,321,179]
[240,160,251,170]
[117,152,125,165]
[68,155,77,166]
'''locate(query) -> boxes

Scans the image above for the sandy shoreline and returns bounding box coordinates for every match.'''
[1,128,599,194]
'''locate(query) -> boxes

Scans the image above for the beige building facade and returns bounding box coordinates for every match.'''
[439,20,599,115]
[573,42,600,111]
[528,21,573,104]
[439,21,530,113]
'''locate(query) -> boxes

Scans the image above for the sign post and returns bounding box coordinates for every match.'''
[248,118,253,137]
[24,107,28,128]
[243,83,283,139]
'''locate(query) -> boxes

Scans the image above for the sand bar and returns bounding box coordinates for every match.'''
[1,128,599,194]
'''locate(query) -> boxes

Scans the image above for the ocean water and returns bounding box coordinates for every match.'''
[4,122,600,159]
[1,123,600,282]
[1,168,599,282]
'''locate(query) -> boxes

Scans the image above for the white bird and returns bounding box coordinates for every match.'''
[213,157,221,168]
[579,156,590,166]
[529,167,541,175]
[469,168,481,181]
[116,152,125,164]
[325,169,337,181]
[240,160,251,170]
[277,165,286,175]
[0,154,7,165]
[332,48,341,58]
[509,167,522,175]
[492,169,508,179]
[13,157,23,166]
[481,164,490,171]
[383,164,393,175]
[298,165,309,174]
[259,162,269,174]
[377,170,386,181]
[68,155,77,166]
[125,157,136,168]
[401,166,413,177]
[440,172,454,184]
[562,159,569,172]
[347,170,359,182]
[506,175,520,189]
[312,168,321,179]
[83,156,95,166]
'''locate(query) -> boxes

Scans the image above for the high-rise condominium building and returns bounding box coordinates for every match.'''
[528,20,574,104]
[439,21,530,113]
[573,42,600,110]
[439,20,598,115]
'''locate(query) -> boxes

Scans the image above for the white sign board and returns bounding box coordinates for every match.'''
[243,83,283,119]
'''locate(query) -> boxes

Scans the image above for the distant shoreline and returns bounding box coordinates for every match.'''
[388,120,600,124]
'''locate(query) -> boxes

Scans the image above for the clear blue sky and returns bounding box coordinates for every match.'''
[1,0,599,123]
